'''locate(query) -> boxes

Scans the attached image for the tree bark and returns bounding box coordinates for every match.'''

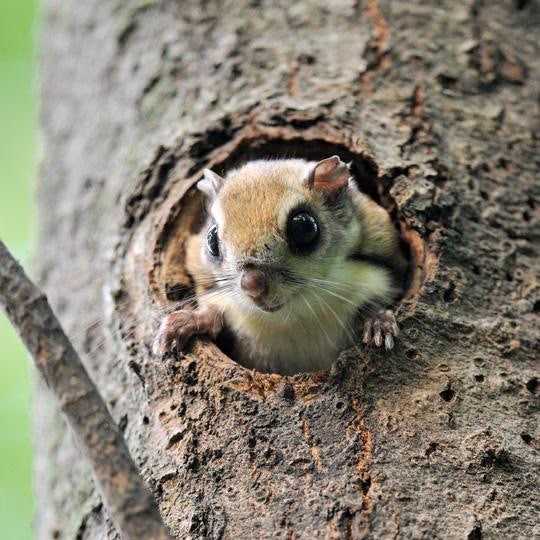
[37,1,538,539]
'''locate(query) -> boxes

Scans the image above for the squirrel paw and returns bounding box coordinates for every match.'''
[152,307,223,357]
[362,309,399,350]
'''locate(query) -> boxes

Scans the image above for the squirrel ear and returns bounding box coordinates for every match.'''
[197,169,225,199]
[306,156,351,195]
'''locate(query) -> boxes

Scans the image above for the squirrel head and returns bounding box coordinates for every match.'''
[197,157,360,313]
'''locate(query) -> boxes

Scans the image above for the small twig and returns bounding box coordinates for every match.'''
[0,240,173,540]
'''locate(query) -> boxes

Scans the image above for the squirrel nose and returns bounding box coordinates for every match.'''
[240,268,268,300]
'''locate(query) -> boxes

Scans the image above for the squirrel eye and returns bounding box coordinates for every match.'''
[207,225,220,258]
[286,211,320,254]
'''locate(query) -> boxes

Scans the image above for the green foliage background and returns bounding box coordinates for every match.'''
[0,0,38,537]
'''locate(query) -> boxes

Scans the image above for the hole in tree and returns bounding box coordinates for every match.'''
[155,137,419,375]
[406,348,419,360]
[443,281,456,303]
[425,441,438,457]
[440,384,455,402]
[467,524,482,540]
[213,138,381,201]
[520,433,532,445]
[525,377,538,394]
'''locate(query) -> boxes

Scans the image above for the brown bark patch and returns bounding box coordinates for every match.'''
[359,0,392,93]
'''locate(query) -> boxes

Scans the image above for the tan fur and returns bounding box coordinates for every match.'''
[216,160,311,255]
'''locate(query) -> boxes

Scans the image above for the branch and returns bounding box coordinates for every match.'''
[0,240,173,540]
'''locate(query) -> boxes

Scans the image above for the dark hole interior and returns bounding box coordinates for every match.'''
[212,138,381,202]
[172,137,414,375]
[440,386,455,402]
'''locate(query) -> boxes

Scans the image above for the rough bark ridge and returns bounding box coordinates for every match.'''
[37,1,538,538]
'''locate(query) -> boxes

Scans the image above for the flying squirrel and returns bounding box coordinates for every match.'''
[153,156,408,375]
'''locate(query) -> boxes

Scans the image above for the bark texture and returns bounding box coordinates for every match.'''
[37,1,539,538]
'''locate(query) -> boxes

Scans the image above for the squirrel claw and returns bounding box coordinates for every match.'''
[152,310,193,357]
[362,310,398,351]
[152,307,223,358]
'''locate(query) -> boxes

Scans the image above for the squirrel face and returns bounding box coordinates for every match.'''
[198,157,360,315]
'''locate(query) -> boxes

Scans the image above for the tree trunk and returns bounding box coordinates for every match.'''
[36,1,538,538]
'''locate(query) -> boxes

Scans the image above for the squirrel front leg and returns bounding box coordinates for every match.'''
[349,188,407,351]
[152,304,223,356]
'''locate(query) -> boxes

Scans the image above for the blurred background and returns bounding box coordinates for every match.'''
[0,0,38,537]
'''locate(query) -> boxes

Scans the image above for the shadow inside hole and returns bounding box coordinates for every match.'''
[159,137,415,375]
[212,137,381,202]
